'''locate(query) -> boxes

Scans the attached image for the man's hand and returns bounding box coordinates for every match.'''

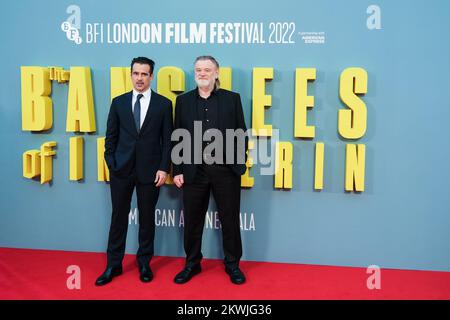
[154,170,168,187]
[173,174,184,188]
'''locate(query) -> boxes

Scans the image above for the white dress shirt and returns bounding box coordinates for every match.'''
[132,88,152,129]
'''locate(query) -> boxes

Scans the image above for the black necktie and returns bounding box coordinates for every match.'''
[134,93,143,133]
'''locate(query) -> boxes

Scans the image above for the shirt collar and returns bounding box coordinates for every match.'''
[133,88,151,99]
[196,87,217,99]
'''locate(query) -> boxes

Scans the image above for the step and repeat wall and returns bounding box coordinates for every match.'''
[1,0,449,271]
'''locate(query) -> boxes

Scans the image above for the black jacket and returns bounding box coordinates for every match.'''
[173,88,248,183]
[105,90,173,184]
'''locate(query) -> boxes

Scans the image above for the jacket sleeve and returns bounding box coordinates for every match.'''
[235,93,248,166]
[104,98,119,171]
[159,99,174,173]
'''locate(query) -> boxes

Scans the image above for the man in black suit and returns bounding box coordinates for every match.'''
[95,57,173,286]
[172,56,248,285]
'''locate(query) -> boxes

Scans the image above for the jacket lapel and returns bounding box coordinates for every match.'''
[216,89,224,132]
[140,90,155,134]
[123,91,138,136]
[191,90,200,122]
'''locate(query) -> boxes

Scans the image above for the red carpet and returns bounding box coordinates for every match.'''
[0,247,449,300]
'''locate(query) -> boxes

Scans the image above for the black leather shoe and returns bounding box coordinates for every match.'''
[95,266,123,286]
[225,267,246,285]
[139,265,153,283]
[174,265,201,284]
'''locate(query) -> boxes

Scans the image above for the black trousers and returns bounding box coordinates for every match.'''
[106,171,159,268]
[183,164,242,269]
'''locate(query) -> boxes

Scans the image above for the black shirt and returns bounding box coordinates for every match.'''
[196,89,221,163]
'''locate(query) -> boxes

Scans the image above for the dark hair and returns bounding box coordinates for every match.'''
[194,55,220,90]
[131,57,155,75]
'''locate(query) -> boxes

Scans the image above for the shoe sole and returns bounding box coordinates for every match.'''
[140,274,153,283]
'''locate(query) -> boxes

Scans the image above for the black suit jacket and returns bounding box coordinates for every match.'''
[105,90,173,184]
[173,88,248,183]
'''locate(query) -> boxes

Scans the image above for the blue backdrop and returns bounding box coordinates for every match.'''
[1,0,449,271]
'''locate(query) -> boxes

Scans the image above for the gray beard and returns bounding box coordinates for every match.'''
[195,79,212,88]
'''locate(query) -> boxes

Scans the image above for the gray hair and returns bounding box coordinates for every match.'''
[194,55,220,91]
